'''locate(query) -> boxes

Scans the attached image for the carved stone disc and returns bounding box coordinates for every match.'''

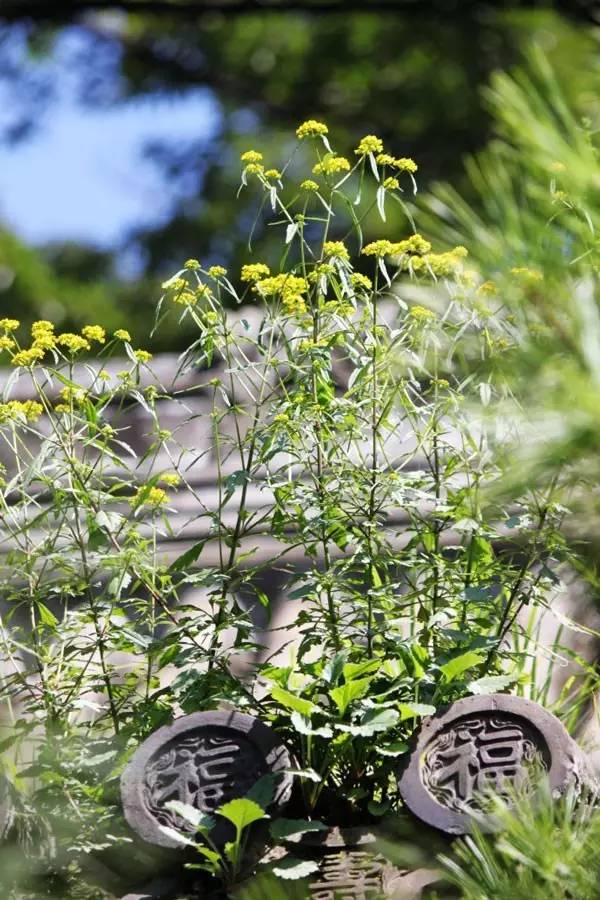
[121,710,293,848]
[398,694,583,835]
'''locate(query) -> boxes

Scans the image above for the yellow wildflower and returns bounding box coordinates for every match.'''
[383,177,400,190]
[265,169,281,179]
[296,120,328,139]
[32,333,56,351]
[309,263,335,284]
[159,473,181,487]
[98,370,111,381]
[0,400,43,423]
[241,263,270,282]
[409,305,436,321]
[241,150,263,164]
[300,179,319,192]
[208,265,227,279]
[376,153,395,166]
[313,155,351,177]
[323,240,349,260]
[57,333,90,353]
[184,258,200,269]
[362,240,393,257]
[355,135,384,156]
[392,157,418,174]
[0,336,15,351]
[162,276,186,292]
[82,325,106,344]
[171,290,197,306]
[391,234,432,256]
[133,349,153,363]
[31,321,54,337]
[130,485,168,508]
[478,281,497,296]
[11,347,45,367]
[244,163,264,176]
[114,329,131,341]
[0,319,19,332]
[254,273,308,316]
[350,273,373,292]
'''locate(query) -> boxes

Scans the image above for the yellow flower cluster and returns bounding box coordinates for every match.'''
[313,155,351,177]
[391,234,432,256]
[30,321,56,351]
[350,273,373,292]
[407,247,467,277]
[12,348,45,367]
[184,258,201,269]
[0,319,19,332]
[309,263,335,284]
[254,273,308,315]
[383,177,400,190]
[208,265,227,279]
[241,150,263,164]
[57,333,90,353]
[362,240,394,257]
[355,135,384,156]
[409,305,436,321]
[323,240,349,260]
[0,337,15,351]
[82,325,106,344]
[54,385,88,413]
[375,154,417,173]
[134,349,153,363]
[265,169,281,179]
[241,263,271,282]
[0,400,43,423]
[300,180,319,192]
[296,120,328,139]
[159,473,181,487]
[114,329,131,341]
[130,485,168,508]
[244,163,264,176]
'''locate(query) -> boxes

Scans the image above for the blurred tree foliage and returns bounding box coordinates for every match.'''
[0,3,597,348]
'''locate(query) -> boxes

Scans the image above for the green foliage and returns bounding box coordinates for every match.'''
[439,781,600,899]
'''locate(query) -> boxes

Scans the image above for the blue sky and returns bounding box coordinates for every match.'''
[0,28,218,248]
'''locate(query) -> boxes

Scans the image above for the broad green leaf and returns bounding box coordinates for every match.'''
[272,857,319,880]
[270,686,317,718]
[374,741,410,757]
[270,819,327,841]
[246,773,276,809]
[440,651,484,682]
[468,674,517,695]
[342,659,380,681]
[36,602,58,628]
[329,677,372,716]
[218,798,266,832]
[358,706,399,733]
[322,651,347,685]
[290,712,333,738]
[398,702,436,721]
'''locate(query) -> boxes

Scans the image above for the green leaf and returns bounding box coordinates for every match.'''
[272,857,319,880]
[218,798,266,832]
[36,602,58,628]
[270,686,317,718]
[329,677,372,716]
[398,702,436,721]
[290,712,333,737]
[468,674,517,695]
[270,819,327,842]
[342,659,380,681]
[246,773,276,809]
[167,539,207,574]
[358,706,399,733]
[440,651,485,682]
[374,741,410,757]
[164,800,215,833]
[322,651,347,685]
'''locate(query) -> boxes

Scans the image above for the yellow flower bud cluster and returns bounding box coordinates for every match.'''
[300,180,319,192]
[296,120,329,139]
[254,273,308,316]
[409,305,436,322]
[510,267,543,283]
[355,135,384,156]
[391,234,432,256]
[323,241,349,260]
[30,320,56,352]
[375,154,417,173]
[362,240,394,257]
[82,325,106,344]
[241,150,263,164]
[382,177,400,190]
[208,266,228,279]
[114,329,131,341]
[350,273,373,292]
[313,155,350,177]
[159,472,181,487]
[12,348,45,367]
[0,319,20,332]
[130,485,168,508]
[57,333,90,353]
[407,247,467,277]
[241,263,271,282]
[0,400,43,424]
[134,349,153,363]
[0,336,15,351]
